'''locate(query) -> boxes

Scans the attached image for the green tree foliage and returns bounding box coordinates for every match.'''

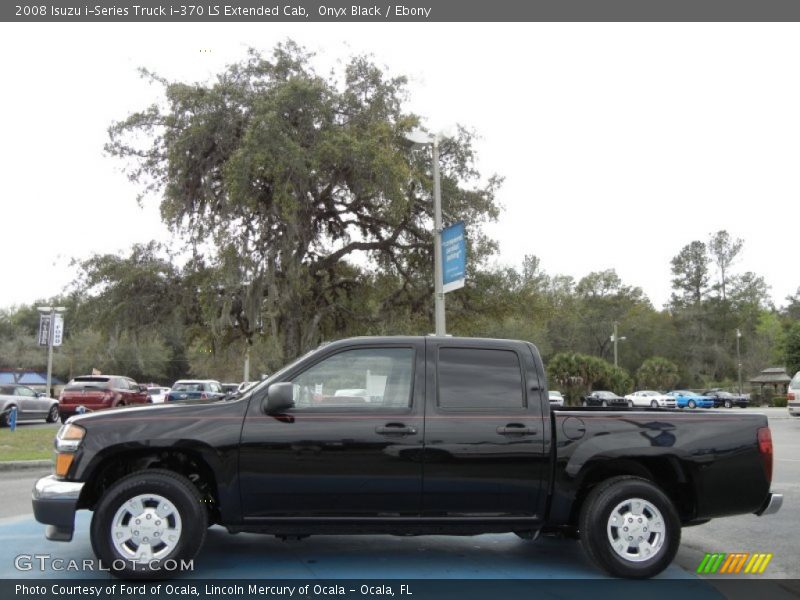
[708,230,743,302]
[573,269,648,360]
[106,42,500,362]
[670,241,710,307]
[668,231,770,385]
[546,352,630,402]
[783,321,800,376]
[636,357,679,390]
[782,288,800,322]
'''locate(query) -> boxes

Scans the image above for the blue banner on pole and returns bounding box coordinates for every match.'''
[441,222,466,293]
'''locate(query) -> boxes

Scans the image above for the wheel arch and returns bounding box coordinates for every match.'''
[570,457,697,528]
[77,446,225,524]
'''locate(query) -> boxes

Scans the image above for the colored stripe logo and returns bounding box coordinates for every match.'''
[697,553,773,574]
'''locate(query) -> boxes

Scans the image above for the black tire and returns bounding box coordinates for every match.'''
[650,400,658,408]
[579,476,680,578]
[687,400,696,409]
[0,410,8,427]
[90,469,207,579]
[724,400,732,409]
[60,414,69,424]
[46,405,59,423]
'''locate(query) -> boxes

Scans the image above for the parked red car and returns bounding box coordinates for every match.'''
[58,375,150,423]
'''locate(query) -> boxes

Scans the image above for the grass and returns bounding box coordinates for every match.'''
[0,426,58,461]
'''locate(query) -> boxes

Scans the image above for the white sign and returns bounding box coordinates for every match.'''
[53,315,64,347]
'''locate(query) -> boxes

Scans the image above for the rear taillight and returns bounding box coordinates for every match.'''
[757,427,773,483]
[789,392,796,401]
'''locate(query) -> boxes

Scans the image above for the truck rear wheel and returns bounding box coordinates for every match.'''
[579,476,680,578]
[90,469,207,579]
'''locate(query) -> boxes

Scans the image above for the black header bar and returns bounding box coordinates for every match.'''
[5,0,800,22]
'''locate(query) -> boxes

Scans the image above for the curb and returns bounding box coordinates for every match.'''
[0,460,52,472]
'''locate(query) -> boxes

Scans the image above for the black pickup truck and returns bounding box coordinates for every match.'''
[33,336,782,579]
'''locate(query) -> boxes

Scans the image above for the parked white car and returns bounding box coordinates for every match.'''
[146,386,171,404]
[624,390,676,408]
[548,390,565,407]
[788,371,800,416]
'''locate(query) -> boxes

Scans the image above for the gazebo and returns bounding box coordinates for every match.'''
[749,367,792,399]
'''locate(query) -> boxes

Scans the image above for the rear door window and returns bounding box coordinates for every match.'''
[437,347,525,410]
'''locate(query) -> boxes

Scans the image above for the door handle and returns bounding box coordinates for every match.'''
[376,423,417,435]
[496,424,537,435]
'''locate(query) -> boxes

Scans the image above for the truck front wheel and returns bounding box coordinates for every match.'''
[90,469,207,579]
[579,476,680,578]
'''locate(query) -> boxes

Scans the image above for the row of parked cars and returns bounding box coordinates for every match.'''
[0,375,260,426]
[549,388,750,409]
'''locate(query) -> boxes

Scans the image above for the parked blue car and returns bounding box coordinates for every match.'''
[666,390,715,409]
[165,379,226,402]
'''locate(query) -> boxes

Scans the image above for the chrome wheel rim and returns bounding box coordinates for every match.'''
[111,493,182,562]
[48,406,58,421]
[606,497,666,562]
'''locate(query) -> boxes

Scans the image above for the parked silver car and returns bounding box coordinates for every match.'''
[0,384,59,425]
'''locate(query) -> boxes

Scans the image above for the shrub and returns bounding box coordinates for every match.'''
[773,395,788,408]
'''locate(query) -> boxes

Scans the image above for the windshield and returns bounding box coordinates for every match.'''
[236,346,322,399]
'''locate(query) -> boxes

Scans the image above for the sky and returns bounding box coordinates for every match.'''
[1,22,798,311]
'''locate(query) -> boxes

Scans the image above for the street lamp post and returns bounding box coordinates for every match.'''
[736,328,743,395]
[610,321,627,368]
[37,306,66,398]
[405,129,446,336]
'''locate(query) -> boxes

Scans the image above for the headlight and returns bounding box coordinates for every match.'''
[55,423,85,452]
[54,424,85,477]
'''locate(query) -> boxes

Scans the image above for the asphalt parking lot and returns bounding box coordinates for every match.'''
[0,511,692,580]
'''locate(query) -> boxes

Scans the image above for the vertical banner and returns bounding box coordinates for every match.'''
[442,222,466,293]
[37,315,51,346]
[53,314,64,346]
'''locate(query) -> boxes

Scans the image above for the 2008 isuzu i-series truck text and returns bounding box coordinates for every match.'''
[32,336,782,578]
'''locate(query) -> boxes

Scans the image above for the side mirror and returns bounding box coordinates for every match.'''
[262,382,295,414]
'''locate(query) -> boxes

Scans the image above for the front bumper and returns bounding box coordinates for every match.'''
[755,493,783,516]
[31,475,84,541]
